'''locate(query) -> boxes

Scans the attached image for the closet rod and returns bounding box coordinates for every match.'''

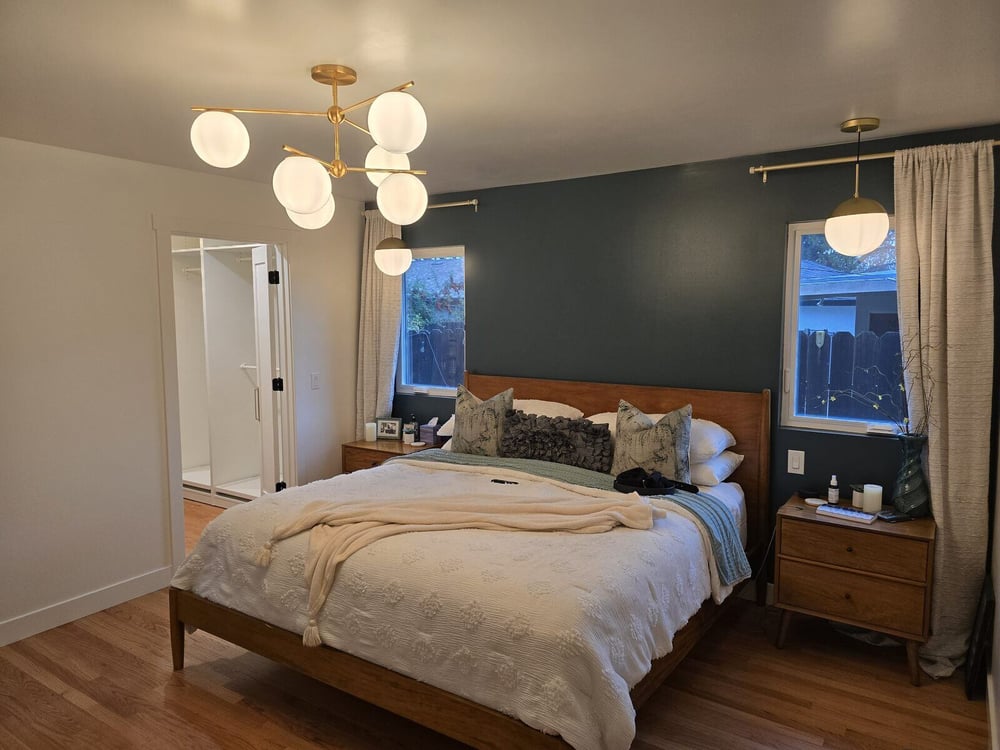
[749,140,999,183]
[239,363,257,370]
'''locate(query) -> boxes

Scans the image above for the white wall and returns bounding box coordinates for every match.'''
[0,136,362,645]
[172,253,210,471]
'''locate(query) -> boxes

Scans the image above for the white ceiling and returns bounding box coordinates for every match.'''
[2,1,998,202]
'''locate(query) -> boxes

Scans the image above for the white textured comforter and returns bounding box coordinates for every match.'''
[172,458,744,750]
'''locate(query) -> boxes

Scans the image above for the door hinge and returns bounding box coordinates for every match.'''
[275,481,287,492]
[268,270,280,285]
[272,377,284,391]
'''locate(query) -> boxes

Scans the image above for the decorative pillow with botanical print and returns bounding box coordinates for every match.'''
[610,400,692,482]
[451,385,514,456]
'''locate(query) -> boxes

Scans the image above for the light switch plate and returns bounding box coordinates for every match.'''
[310,372,320,390]
[787,449,805,475]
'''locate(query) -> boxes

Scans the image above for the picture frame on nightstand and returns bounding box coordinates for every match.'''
[376,417,403,440]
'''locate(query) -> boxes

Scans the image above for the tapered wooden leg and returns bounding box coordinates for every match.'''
[906,640,921,686]
[776,609,792,648]
[169,588,185,670]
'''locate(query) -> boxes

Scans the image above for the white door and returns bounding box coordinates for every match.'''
[252,244,290,494]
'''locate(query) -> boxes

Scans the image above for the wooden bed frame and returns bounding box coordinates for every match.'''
[170,373,771,750]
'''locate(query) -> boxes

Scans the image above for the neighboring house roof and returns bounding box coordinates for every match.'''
[800,260,897,297]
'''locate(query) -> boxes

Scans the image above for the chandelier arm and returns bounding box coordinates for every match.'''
[342,117,371,136]
[282,145,336,171]
[191,106,328,117]
[346,166,428,176]
[339,81,415,116]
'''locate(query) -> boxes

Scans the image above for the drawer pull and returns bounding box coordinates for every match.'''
[846,546,854,553]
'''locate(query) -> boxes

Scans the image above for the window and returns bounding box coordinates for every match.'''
[781,220,905,434]
[396,246,466,396]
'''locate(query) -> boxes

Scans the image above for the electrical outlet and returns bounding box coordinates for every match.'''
[310,372,320,390]
[787,449,805,475]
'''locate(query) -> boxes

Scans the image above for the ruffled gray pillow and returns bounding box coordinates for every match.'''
[500,411,612,472]
[451,385,513,456]
[610,400,692,481]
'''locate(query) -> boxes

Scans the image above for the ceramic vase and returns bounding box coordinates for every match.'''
[893,433,931,518]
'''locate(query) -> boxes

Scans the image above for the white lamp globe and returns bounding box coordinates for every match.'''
[368,92,427,154]
[272,156,332,215]
[376,173,428,226]
[364,145,411,187]
[374,237,413,276]
[824,197,890,256]
[286,194,335,229]
[190,111,250,168]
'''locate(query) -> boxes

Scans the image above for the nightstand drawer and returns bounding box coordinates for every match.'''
[342,446,393,473]
[778,559,927,637]
[781,518,928,582]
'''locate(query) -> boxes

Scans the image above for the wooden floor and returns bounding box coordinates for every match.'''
[0,500,989,749]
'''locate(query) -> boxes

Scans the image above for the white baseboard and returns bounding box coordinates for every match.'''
[989,668,999,750]
[0,566,172,647]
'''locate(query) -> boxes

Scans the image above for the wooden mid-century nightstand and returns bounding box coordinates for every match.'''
[341,439,434,474]
[774,495,936,686]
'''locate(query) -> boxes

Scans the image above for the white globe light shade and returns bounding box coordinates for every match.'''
[374,238,413,276]
[272,156,332,215]
[190,111,250,168]
[364,145,411,187]
[286,194,335,230]
[376,173,428,226]
[824,197,890,256]
[368,92,427,154]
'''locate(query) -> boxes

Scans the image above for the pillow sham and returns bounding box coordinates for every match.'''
[690,418,737,463]
[512,399,584,420]
[451,386,513,457]
[691,450,744,486]
[437,414,456,437]
[500,411,612,472]
[610,401,692,482]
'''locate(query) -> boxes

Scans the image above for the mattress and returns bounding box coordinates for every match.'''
[172,458,746,750]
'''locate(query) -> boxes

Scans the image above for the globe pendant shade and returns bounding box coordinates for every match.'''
[190,111,250,168]
[368,92,427,155]
[824,196,890,256]
[286,194,335,229]
[364,145,411,187]
[377,173,428,226]
[374,237,413,276]
[272,156,332,215]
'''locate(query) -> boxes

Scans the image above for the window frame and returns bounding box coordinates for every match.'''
[395,244,466,398]
[780,219,899,435]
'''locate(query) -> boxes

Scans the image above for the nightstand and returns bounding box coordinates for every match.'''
[341,439,434,474]
[774,495,936,686]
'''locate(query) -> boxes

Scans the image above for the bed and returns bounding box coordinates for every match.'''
[170,373,771,749]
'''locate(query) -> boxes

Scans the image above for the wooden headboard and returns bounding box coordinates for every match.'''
[465,372,772,563]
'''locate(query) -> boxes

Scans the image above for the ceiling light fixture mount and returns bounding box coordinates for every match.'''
[190,63,429,230]
[824,117,890,257]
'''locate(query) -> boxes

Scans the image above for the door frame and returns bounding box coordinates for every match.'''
[153,215,297,570]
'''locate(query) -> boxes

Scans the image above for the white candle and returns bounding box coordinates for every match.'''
[863,483,883,513]
[852,489,864,508]
[364,422,377,442]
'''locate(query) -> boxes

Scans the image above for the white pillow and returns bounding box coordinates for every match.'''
[691,451,744,486]
[513,399,583,420]
[437,414,456,437]
[690,418,736,462]
[441,438,453,451]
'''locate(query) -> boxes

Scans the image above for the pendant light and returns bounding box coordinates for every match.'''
[374,237,413,276]
[824,118,889,256]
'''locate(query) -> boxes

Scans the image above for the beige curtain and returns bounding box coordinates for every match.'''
[355,211,402,439]
[894,142,994,677]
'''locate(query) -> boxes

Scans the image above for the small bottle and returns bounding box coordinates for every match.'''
[828,474,839,504]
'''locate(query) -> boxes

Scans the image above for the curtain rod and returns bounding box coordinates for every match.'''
[428,198,478,212]
[749,140,999,183]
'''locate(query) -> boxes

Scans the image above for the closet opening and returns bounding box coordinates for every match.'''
[170,235,293,508]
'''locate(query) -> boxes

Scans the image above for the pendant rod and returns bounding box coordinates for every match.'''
[191,106,327,117]
[749,140,999,181]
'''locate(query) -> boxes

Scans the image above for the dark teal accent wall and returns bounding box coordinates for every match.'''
[394,124,1000,511]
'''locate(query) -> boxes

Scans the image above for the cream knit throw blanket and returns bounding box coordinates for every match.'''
[256,460,664,646]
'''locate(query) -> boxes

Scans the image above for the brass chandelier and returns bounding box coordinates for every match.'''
[190,64,429,230]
